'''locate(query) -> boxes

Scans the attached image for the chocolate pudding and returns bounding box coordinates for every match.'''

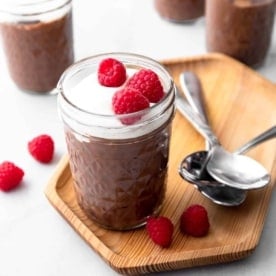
[0,4,74,93]
[206,0,276,67]
[154,0,205,22]
[65,123,172,230]
[57,53,175,230]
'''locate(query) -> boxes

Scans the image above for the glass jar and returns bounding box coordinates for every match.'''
[154,0,205,23]
[57,53,175,230]
[206,0,276,67]
[0,0,74,93]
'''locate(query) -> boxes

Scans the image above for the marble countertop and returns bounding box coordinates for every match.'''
[0,1,275,275]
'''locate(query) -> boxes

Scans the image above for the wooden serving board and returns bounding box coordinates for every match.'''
[45,53,276,275]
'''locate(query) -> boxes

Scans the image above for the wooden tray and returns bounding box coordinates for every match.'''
[45,53,276,275]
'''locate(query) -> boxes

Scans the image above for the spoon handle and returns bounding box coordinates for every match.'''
[179,71,209,124]
[179,71,211,150]
[175,89,220,147]
[235,126,276,154]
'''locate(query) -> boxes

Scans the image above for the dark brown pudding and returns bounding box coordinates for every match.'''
[154,0,205,22]
[206,0,276,67]
[65,123,172,230]
[0,12,74,92]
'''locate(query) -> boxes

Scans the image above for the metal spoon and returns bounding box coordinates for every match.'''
[178,71,274,204]
[175,84,271,190]
[179,126,276,206]
[178,71,246,205]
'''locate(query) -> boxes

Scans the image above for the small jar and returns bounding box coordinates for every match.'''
[154,0,205,23]
[205,0,276,67]
[0,0,74,93]
[57,53,175,230]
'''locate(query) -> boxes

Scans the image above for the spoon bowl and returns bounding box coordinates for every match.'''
[179,151,247,206]
[207,147,271,190]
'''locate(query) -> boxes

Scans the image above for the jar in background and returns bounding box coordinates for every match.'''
[206,0,276,67]
[0,0,74,93]
[154,0,205,23]
[57,53,175,230]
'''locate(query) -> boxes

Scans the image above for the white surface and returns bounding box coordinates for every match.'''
[0,1,276,275]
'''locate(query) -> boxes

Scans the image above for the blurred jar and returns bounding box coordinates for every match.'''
[206,0,276,67]
[154,0,205,23]
[0,0,74,93]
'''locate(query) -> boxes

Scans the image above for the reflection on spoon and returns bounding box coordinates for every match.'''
[180,151,246,206]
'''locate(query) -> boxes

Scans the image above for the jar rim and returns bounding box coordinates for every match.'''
[0,0,71,16]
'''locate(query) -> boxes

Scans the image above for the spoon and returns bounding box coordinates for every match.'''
[179,71,246,205]
[178,72,275,205]
[179,126,276,206]
[175,78,271,190]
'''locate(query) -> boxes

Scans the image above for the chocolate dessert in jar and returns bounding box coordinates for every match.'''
[0,0,74,93]
[206,0,276,67]
[154,0,205,23]
[57,53,175,230]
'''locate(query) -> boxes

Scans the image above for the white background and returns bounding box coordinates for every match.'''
[0,1,276,275]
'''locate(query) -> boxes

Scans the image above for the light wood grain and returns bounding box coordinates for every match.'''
[45,53,276,275]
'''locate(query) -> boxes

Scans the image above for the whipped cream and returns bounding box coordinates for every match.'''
[66,69,137,115]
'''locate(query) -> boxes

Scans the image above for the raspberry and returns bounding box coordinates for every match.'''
[112,87,150,125]
[28,134,54,163]
[98,58,126,87]
[180,204,210,237]
[0,161,24,192]
[146,216,174,247]
[127,69,165,103]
